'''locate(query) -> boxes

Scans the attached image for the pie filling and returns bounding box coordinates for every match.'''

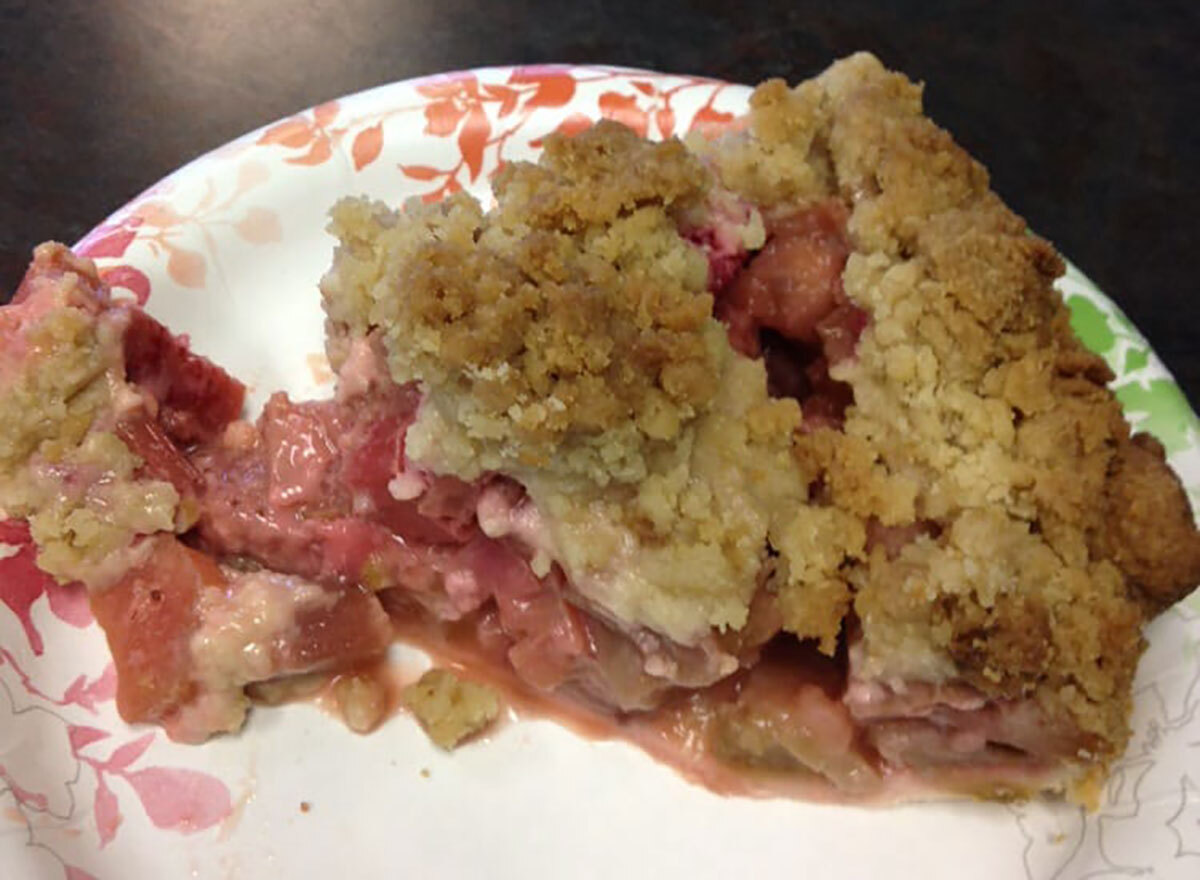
[5,53,1199,807]
[0,218,1090,803]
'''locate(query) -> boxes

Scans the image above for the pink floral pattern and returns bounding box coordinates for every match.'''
[0,521,92,655]
[75,159,282,306]
[0,525,231,877]
[0,64,1186,879]
[75,218,150,305]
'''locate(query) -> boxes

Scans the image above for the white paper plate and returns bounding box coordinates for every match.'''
[4,65,1199,880]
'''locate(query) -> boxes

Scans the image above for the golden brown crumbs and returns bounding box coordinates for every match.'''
[1097,433,1200,613]
[321,122,720,485]
[727,52,1199,758]
[694,78,837,213]
[321,122,841,645]
[769,505,864,653]
[4,55,1192,809]
[402,669,501,750]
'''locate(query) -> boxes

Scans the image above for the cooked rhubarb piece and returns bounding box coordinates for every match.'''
[89,535,215,724]
[93,534,392,741]
[122,308,246,445]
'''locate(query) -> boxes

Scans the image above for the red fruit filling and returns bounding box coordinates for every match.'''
[3,214,1082,803]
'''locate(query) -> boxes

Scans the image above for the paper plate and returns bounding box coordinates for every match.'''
[4,65,1199,880]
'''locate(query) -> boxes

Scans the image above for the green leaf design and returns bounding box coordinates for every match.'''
[1066,295,1116,354]
[1113,379,1198,454]
[1123,347,1149,374]
[1107,306,1139,337]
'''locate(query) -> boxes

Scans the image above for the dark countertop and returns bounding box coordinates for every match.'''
[3,0,1197,406]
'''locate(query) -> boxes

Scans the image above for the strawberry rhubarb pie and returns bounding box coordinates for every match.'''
[4,53,1199,806]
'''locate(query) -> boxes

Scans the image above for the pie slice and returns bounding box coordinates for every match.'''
[4,53,1198,806]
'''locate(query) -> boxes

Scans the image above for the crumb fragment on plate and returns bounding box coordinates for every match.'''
[305,352,334,385]
[402,668,501,749]
[332,672,388,734]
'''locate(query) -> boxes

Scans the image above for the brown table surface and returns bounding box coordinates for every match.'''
[3,0,1197,408]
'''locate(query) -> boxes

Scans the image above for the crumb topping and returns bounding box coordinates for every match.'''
[24,431,181,586]
[0,244,181,586]
[322,122,720,485]
[695,79,837,212]
[527,351,805,645]
[0,248,117,471]
[402,668,501,749]
[321,123,816,643]
[728,52,1200,753]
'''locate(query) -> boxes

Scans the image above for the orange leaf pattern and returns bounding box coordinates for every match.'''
[689,103,739,138]
[425,99,466,136]
[134,201,182,229]
[529,112,594,147]
[312,100,340,128]
[287,135,333,166]
[258,117,312,148]
[234,206,282,244]
[235,159,270,193]
[458,107,491,180]
[166,245,206,288]
[655,106,676,139]
[598,92,650,137]
[351,123,384,170]
[72,69,743,355]
[482,84,520,117]
[400,165,446,181]
[523,72,576,108]
[249,67,737,204]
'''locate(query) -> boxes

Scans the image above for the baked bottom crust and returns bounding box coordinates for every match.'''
[4,53,1199,809]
